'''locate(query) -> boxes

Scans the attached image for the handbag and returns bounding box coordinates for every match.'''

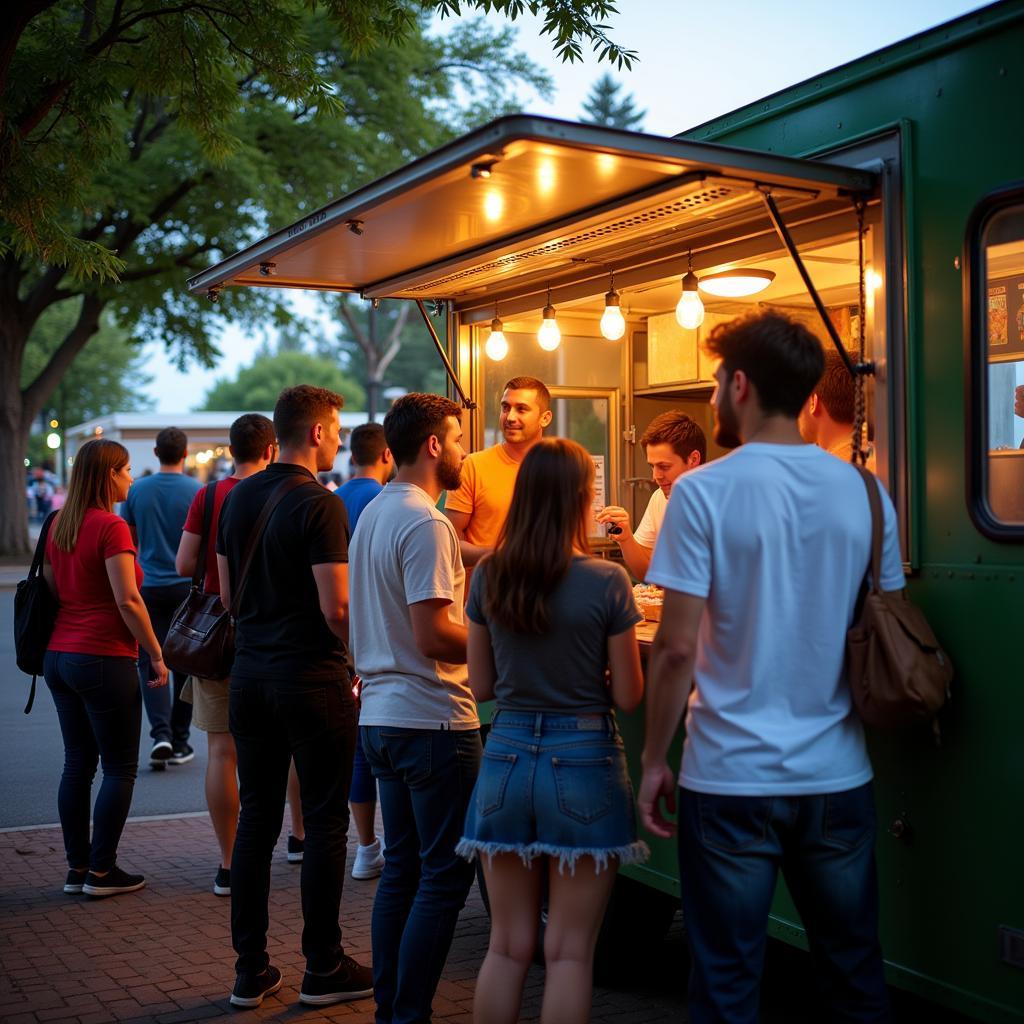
[13,510,59,713]
[846,468,953,737]
[162,475,310,678]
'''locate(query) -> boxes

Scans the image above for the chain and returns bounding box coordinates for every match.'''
[852,198,868,467]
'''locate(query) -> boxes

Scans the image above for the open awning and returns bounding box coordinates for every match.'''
[186,115,876,307]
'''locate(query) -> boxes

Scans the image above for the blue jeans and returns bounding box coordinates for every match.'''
[678,783,889,1024]
[138,583,192,747]
[43,652,142,872]
[361,725,482,1024]
[230,675,358,975]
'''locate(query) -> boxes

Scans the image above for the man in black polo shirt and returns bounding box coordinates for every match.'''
[216,385,372,1010]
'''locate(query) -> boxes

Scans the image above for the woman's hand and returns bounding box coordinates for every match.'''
[148,654,169,688]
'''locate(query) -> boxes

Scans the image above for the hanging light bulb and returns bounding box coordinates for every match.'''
[485,315,508,361]
[676,250,705,330]
[537,288,561,351]
[600,274,626,341]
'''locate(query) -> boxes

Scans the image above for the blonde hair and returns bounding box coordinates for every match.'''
[52,440,129,552]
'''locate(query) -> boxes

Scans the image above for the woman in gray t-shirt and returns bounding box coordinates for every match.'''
[456,438,646,1024]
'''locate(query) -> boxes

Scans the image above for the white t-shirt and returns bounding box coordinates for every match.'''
[647,443,904,796]
[634,487,667,551]
[350,483,478,730]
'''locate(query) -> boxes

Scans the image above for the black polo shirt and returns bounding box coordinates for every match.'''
[216,463,350,682]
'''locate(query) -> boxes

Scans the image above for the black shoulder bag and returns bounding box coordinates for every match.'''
[13,511,60,713]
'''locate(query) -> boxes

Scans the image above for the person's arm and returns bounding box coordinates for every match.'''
[445,508,490,567]
[175,531,201,579]
[467,619,496,702]
[638,588,705,839]
[217,553,231,611]
[312,562,349,643]
[409,599,467,663]
[607,626,644,712]
[105,552,168,687]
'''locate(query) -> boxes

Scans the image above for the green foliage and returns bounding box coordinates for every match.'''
[199,350,366,412]
[580,71,645,130]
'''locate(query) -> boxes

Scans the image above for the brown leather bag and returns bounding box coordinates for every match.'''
[846,468,953,736]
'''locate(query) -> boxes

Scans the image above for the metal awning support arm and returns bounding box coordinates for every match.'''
[760,190,874,379]
[413,300,477,410]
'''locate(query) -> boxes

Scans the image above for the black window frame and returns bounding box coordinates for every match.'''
[964,179,1024,542]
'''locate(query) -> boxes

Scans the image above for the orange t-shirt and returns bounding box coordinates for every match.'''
[445,444,520,548]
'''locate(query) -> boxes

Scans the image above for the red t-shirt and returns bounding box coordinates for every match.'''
[183,477,240,595]
[47,508,144,658]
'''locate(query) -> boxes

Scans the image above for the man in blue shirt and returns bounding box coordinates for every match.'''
[122,427,201,767]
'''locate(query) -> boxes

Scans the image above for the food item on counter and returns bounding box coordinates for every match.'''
[633,583,664,622]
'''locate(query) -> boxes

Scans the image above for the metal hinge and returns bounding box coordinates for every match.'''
[623,425,636,444]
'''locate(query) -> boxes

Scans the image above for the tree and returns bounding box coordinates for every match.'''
[581,71,645,131]
[0,2,636,554]
[200,350,366,413]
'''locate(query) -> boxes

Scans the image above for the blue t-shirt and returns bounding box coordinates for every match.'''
[122,471,201,587]
[337,477,383,534]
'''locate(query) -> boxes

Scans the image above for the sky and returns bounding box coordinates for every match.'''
[141,0,988,413]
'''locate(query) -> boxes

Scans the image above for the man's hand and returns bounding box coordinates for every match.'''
[638,761,677,838]
[595,505,633,540]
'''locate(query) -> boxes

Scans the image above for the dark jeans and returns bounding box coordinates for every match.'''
[678,783,889,1024]
[138,582,192,747]
[43,651,142,872]
[229,674,358,976]
[361,725,482,1024]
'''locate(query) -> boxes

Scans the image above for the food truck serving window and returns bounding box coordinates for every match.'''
[966,183,1024,539]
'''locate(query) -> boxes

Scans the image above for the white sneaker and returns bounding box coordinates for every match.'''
[351,838,384,880]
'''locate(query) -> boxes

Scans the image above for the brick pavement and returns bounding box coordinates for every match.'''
[0,815,688,1024]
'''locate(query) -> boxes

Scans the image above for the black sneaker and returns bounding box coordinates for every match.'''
[168,742,194,765]
[230,965,283,1008]
[213,866,230,897]
[299,955,374,1006]
[64,868,88,894]
[287,834,304,863]
[150,740,173,767]
[82,865,145,898]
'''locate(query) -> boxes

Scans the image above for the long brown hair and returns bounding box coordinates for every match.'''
[52,439,129,552]
[482,438,593,634]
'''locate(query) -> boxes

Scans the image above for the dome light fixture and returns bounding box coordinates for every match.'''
[537,287,561,351]
[485,312,508,361]
[676,250,705,330]
[600,272,626,341]
[697,268,775,298]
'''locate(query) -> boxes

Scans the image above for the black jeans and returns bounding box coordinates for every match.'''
[229,674,358,976]
[138,582,192,747]
[43,651,142,872]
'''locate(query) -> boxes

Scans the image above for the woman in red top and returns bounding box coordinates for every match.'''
[43,439,168,898]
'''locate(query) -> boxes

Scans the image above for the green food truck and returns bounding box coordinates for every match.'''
[188,2,1024,1018]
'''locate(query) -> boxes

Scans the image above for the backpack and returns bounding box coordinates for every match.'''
[13,511,59,713]
[846,468,953,738]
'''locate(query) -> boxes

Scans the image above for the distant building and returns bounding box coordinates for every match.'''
[66,411,368,480]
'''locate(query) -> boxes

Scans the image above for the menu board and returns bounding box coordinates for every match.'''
[988,273,1024,358]
[589,454,607,535]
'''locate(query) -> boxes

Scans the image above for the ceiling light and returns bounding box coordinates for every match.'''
[537,289,561,351]
[697,268,775,297]
[600,277,625,341]
[676,250,704,329]
[485,316,508,361]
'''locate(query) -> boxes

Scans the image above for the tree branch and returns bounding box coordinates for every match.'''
[376,304,410,379]
[338,301,372,359]
[119,243,217,281]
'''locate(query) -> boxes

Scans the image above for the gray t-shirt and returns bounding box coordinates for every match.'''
[351,482,478,730]
[466,556,642,714]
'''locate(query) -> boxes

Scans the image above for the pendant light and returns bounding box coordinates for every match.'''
[697,268,775,297]
[485,308,508,361]
[676,250,704,330]
[537,287,561,351]
[600,272,626,341]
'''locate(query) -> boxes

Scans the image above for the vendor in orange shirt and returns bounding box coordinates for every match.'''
[445,375,551,565]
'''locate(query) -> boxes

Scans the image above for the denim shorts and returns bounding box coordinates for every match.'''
[456,710,649,875]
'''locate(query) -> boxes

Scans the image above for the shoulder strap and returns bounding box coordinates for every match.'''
[855,466,883,595]
[230,474,312,617]
[30,510,59,579]
[192,481,218,588]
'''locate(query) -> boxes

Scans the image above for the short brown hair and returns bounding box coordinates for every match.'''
[704,311,824,418]
[813,348,856,426]
[155,427,188,464]
[274,385,344,448]
[503,376,550,411]
[348,423,387,467]
[229,413,277,464]
[384,393,462,466]
[640,411,706,464]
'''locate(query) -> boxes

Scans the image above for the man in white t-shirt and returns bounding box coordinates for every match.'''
[349,393,481,1024]
[640,311,903,1024]
[596,410,705,580]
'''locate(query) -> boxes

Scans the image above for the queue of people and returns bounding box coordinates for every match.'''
[35,308,901,1023]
